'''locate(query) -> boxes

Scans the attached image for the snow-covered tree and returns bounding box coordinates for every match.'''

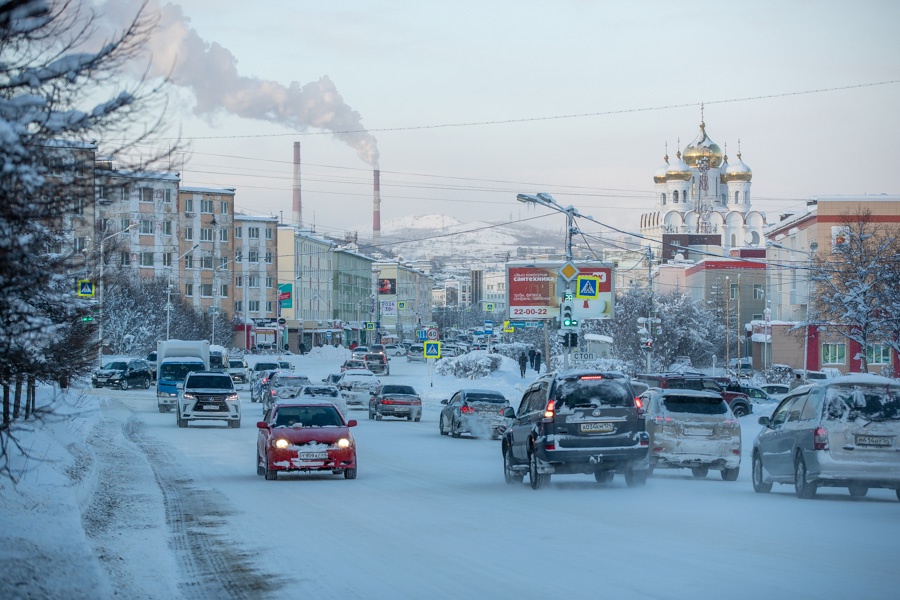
[0,0,177,439]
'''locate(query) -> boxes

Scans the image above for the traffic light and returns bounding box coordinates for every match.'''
[561,300,578,329]
[81,316,94,323]
[567,332,579,347]
[641,339,652,351]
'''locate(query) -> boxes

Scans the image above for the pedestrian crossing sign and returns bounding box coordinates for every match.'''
[575,275,600,300]
[77,279,95,297]
[424,341,441,359]
[398,301,406,310]
[366,321,375,330]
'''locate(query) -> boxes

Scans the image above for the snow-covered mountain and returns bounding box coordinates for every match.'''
[361,214,565,266]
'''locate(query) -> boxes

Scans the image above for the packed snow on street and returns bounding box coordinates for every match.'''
[2,346,899,599]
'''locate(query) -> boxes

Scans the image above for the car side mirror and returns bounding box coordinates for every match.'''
[501,407,515,419]
[757,416,770,427]
[347,419,358,427]
[256,422,269,429]
[441,399,449,405]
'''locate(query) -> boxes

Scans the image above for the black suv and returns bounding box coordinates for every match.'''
[92,358,153,390]
[633,373,752,418]
[501,370,650,490]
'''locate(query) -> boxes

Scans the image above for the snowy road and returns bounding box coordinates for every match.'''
[85,353,900,599]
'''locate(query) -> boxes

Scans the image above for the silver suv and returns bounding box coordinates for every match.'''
[501,370,649,489]
[752,374,900,501]
[177,371,241,429]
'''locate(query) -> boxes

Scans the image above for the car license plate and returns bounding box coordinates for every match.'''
[685,427,713,436]
[299,452,328,460]
[856,435,891,447]
[201,405,221,411]
[581,422,614,433]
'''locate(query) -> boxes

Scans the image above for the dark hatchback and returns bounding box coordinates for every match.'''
[502,370,649,489]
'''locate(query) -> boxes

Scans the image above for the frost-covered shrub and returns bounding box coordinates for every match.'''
[435,352,503,379]
[548,356,632,375]
[490,342,535,362]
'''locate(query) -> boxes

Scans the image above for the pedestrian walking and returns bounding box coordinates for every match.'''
[518,352,528,378]
[789,373,803,390]
[528,347,536,369]
[534,350,542,373]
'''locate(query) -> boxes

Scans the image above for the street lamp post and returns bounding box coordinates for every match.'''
[803,241,819,380]
[98,223,138,369]
[166,243,200,340]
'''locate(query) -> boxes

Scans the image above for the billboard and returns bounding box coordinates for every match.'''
[377,278,396,295]
[507,262,614,321]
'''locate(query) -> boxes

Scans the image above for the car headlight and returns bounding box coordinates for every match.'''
[273,438,290,449]
[336,438,351,449]
[183,393,196,400]
[226,393,238,402]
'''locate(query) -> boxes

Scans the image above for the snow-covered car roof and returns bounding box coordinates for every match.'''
[341,369,377,378]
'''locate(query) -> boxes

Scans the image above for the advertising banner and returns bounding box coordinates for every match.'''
[278,283,292,308]
[377,278,396,295]
[506,262,614,321]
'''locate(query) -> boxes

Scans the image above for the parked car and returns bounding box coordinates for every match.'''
[256,400,358,480]
[341,359,367,372]
[262,373,313,413]
[407,343,426,363]
[363,352,390,375]
[633,373,753,418]
[369,384,422,421]
[502,370,650,489]
[92,358,153,390]
[277,359,294,371]
[177,371,241,428]
[642,389,741,480]
[251,361,280,382]
[383,344,406,356]
[725,382,779,404]
[752,374,900,501]
[439,389,510,438]
[335,369,382,406]
[227,357,250,383]
[759,383,790,400]
[351,346,369,359]
[322,373,343,385]
[298,385,348,417]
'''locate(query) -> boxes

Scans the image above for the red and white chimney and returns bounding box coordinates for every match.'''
[373,169,381,245]
[292,142,302,227]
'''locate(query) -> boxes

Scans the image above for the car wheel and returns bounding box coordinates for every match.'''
[721,467,740,482]
[503,446,523,485]
[624,467,648,488]
[230,419,241,429]
[848,482,868,498]
[256,455,265,476]
[528,447,549,490]
[752,453,772,493]
[414,414,421,422]
[368,409,374,420]
[119,379,129,391]
[691,466,709,478]
[344,467,357,480]
[594,469,615,484]
[896,489,900,503]
[731,404,749,418]
[450,419,461,438]
[375,413,382,421]
[794,456,817,499]
[158,406,167,414]
[177,416,187,428]
[439,415,448,435]
[143,377,151,390]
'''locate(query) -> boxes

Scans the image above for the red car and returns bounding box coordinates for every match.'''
[256,400,358,481]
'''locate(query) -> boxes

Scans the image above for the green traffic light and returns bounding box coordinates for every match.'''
[82,316,94,322]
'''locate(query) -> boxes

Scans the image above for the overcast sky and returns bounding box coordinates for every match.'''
[105,0,900,244]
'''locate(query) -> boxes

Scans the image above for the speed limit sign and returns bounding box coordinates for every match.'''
[425,327,439,340]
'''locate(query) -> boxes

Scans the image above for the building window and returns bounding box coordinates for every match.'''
[200,228,214,242]
[140,219,154,235]
[734,191,740,204]
[220,284,228,298]
[730,283,738,300]
[120,218,131,230]
[248,276,259,288]
[248,227,260,239]
[165,188,172,203]
[140,187,153,203]
[184,283,193,297]
[265,251,272,264]
[660,193,666,205]
[120,251,131,266]
[184,227,193,241]
[822,343,846,365]
[673,190,679,203]
[163,220,172,236]
[235,249,243,262]
[235,226,242,239]
[200,284,213,297]
[185,198,194,213]
[200,199,214,213]
[200,256,213,269]
[74,237,88,253]
[265,301,273,312]
[219,256,229,269]
[140,252,154,267]
[162,252,172,267]
[220,200,228,214]
[73,197,85,215]
[248,250,258,263]
[249,300,260,312]
[219,228,228,242]
[121,186,128,201]
[866,344,890,365]
[265,277,273,288]
[235,300,242,313]
[185,254,193,269]
[753,284,764,299]
[265,227,273,240]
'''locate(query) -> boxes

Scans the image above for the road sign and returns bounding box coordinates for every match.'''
[503,320,514,333]
[575,275,600,300]
[424,341,441,359]
[398,301,406,310]
[559,261,579,282]
[484,320,493,333]
[325,331,332,339]
[77,279,95,297]
[417,329,427,341]
[366,322,375,330]
[425,327,439,340]
[485,302,494,312]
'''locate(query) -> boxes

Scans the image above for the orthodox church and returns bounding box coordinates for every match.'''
[640,113,766,260]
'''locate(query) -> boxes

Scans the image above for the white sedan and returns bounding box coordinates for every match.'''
[335,369,382,406]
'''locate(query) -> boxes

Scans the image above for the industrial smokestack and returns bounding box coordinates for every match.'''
[293,142,302,227]
[373,169,381,245]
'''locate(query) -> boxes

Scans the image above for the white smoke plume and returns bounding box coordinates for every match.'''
[94,0,379,166]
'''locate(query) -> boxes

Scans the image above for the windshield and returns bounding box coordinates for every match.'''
[160,363,205,381]
[466,394,506,403]
[661,395,728,415]
[826,385,900,421]
[103,361,127,371]
[229,360,244,369]
[255,363,279,371]
[273,406,342,427]
[187,375,233,390]
[383,385,417,395]
[555,379,632,408]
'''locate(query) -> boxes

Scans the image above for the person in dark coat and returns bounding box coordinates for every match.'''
[528,347,536,369]
[534,350,542,373]
[518,352,528,378]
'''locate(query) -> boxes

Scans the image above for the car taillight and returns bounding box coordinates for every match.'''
[724,418,739,429]
[460,405,474,414]
[543,399,556,420]
[579,375,604,381]
[383,399,394,405]
[814,426,828,450]
[652,416,673,425]
[634,397,644,415]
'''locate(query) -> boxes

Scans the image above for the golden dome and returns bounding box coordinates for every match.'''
[682,122,724,168]
[725,151,752,182]
[653,154,669,184]
[666,151,692,182]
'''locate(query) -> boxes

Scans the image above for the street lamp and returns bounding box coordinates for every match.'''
[166,243,200,340]
[803,241,819,379]
[211,258,235,347]
[97,223,138,369]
